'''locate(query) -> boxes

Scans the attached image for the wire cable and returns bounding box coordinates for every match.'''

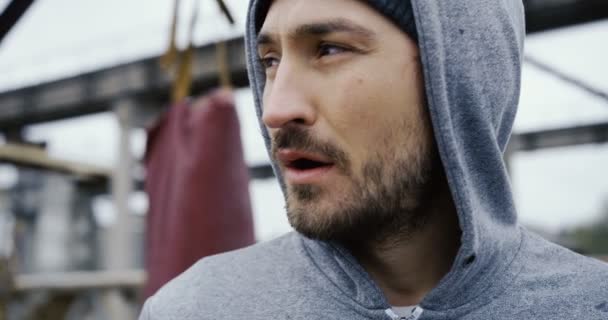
[524,55,608,104]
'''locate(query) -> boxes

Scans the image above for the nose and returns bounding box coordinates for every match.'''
[261,61,317,129]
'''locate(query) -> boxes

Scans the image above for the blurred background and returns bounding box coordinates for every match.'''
[0,0,607,319]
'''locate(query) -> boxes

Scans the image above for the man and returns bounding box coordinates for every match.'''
[139,0,608,319]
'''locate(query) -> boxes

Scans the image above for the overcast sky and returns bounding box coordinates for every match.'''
[0,0,607,240]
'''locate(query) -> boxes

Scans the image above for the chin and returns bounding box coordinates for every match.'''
[286,199,352,242]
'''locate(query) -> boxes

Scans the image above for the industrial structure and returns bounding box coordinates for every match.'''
[0,0,607,319]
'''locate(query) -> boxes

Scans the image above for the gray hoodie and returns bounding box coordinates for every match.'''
[139,1,608,319]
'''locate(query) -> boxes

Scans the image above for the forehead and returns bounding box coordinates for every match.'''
[260,0,382,34]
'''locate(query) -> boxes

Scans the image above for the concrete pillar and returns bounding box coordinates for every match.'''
[100,98,137,320]
[106,99,135,270]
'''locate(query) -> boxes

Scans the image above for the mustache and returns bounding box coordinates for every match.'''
[271,125,350,172]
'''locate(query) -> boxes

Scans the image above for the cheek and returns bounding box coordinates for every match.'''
[322,66,429,164]
[335,75,406,136]
[327,75,383,123]
[321,76,399,165]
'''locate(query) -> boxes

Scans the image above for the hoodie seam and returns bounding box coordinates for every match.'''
[411,0,523,312]
[424,228,526,314]
[328,242,389,302]
[299,237,382,313]
[411,0,476,275]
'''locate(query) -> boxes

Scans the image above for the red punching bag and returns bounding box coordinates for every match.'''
[143,89,255,298]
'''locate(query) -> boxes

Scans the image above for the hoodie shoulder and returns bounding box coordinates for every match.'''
[484,230,608,318]
[518,230,608,291]
[140,232,305,319]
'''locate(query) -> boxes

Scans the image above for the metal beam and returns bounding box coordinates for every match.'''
[249,163,275,180]
[0,37,248,130]
[0,1,606,129]
[0,0,35,45]
[509,122,608,152]
[254,122,608,181]
[524,0,608,33]
[3,120,604,187]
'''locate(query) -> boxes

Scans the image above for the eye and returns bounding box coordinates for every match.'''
[259,56,280,69]
[318,43,349,57]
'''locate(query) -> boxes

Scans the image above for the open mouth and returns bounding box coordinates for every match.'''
[276,150,336,184]
[276,149,334,172]
[287,158,333,171]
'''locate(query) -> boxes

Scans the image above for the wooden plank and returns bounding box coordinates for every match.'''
[0,143,111,181]
[12,269,146,292]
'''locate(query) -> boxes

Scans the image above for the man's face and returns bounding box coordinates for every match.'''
[258,0,439,244]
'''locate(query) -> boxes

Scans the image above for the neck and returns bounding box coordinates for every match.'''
[350,189,461,307]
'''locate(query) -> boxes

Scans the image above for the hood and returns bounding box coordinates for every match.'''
[245,0,526,312]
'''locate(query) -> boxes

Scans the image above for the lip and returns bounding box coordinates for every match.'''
[283,164,335,185]
[276,149,332,164]
[276,149,335,185]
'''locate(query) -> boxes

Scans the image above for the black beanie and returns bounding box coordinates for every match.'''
[365,0,417,42]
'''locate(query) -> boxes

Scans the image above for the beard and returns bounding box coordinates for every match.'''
[272,123,441,247]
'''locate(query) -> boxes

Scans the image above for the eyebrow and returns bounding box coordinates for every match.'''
[257,18,377,47]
